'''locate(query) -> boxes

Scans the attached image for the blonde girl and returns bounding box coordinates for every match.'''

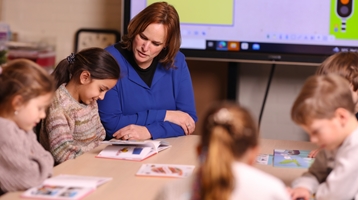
[156,102,290,200]
[0,59,55,194]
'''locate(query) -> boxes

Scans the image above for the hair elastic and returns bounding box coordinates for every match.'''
[66,53,75,64]
[213,108,232,124]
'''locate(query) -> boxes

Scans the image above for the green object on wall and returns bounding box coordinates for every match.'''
[330,0,358,39]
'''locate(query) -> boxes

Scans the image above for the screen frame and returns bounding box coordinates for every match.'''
[121,0,337,66]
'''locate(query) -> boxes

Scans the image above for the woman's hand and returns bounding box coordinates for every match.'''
[164,110,195,135]
[112,125,151,140]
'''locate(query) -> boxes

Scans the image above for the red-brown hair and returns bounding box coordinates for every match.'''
[120,1,181,69]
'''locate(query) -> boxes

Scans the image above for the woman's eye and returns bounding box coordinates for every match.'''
[140,34,147,40]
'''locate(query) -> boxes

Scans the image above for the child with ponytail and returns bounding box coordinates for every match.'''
[155,101,290,200]
[39,47,120,164]
[0,59,55,195]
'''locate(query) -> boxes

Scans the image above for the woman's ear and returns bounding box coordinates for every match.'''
[79,70,91,84]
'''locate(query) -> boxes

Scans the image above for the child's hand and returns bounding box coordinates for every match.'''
[308,148,320,158]
[113,124,152,140]
[289,187,311,200]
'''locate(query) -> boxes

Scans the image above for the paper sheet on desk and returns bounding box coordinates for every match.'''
[256,154,273,165]
[21,174,112,200]
[98,140,171,161]
[273,149,314,168]
[101,139,170,153]
[136,163,195,178]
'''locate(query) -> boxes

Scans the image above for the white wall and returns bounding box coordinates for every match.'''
[239,63,317,141]
[0,0,122,63]
[0,0,317,141]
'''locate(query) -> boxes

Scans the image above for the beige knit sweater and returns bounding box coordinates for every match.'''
[0,118,54,194]
[39,84,106,164]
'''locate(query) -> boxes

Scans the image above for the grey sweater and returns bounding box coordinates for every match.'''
[292,127,358,200]
[0,117,54,193]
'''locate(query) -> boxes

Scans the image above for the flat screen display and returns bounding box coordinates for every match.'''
[122,0,358,65]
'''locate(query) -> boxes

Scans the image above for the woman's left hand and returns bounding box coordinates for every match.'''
[112,124,152,140]
[164,110,195,135]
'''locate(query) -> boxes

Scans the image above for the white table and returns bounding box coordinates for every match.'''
[0,135,317,200]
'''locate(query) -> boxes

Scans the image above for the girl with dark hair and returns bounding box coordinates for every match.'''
[39,47,120,164]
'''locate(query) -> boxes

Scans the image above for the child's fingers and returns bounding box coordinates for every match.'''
[308,149,319,158]
[291,190,309,200]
